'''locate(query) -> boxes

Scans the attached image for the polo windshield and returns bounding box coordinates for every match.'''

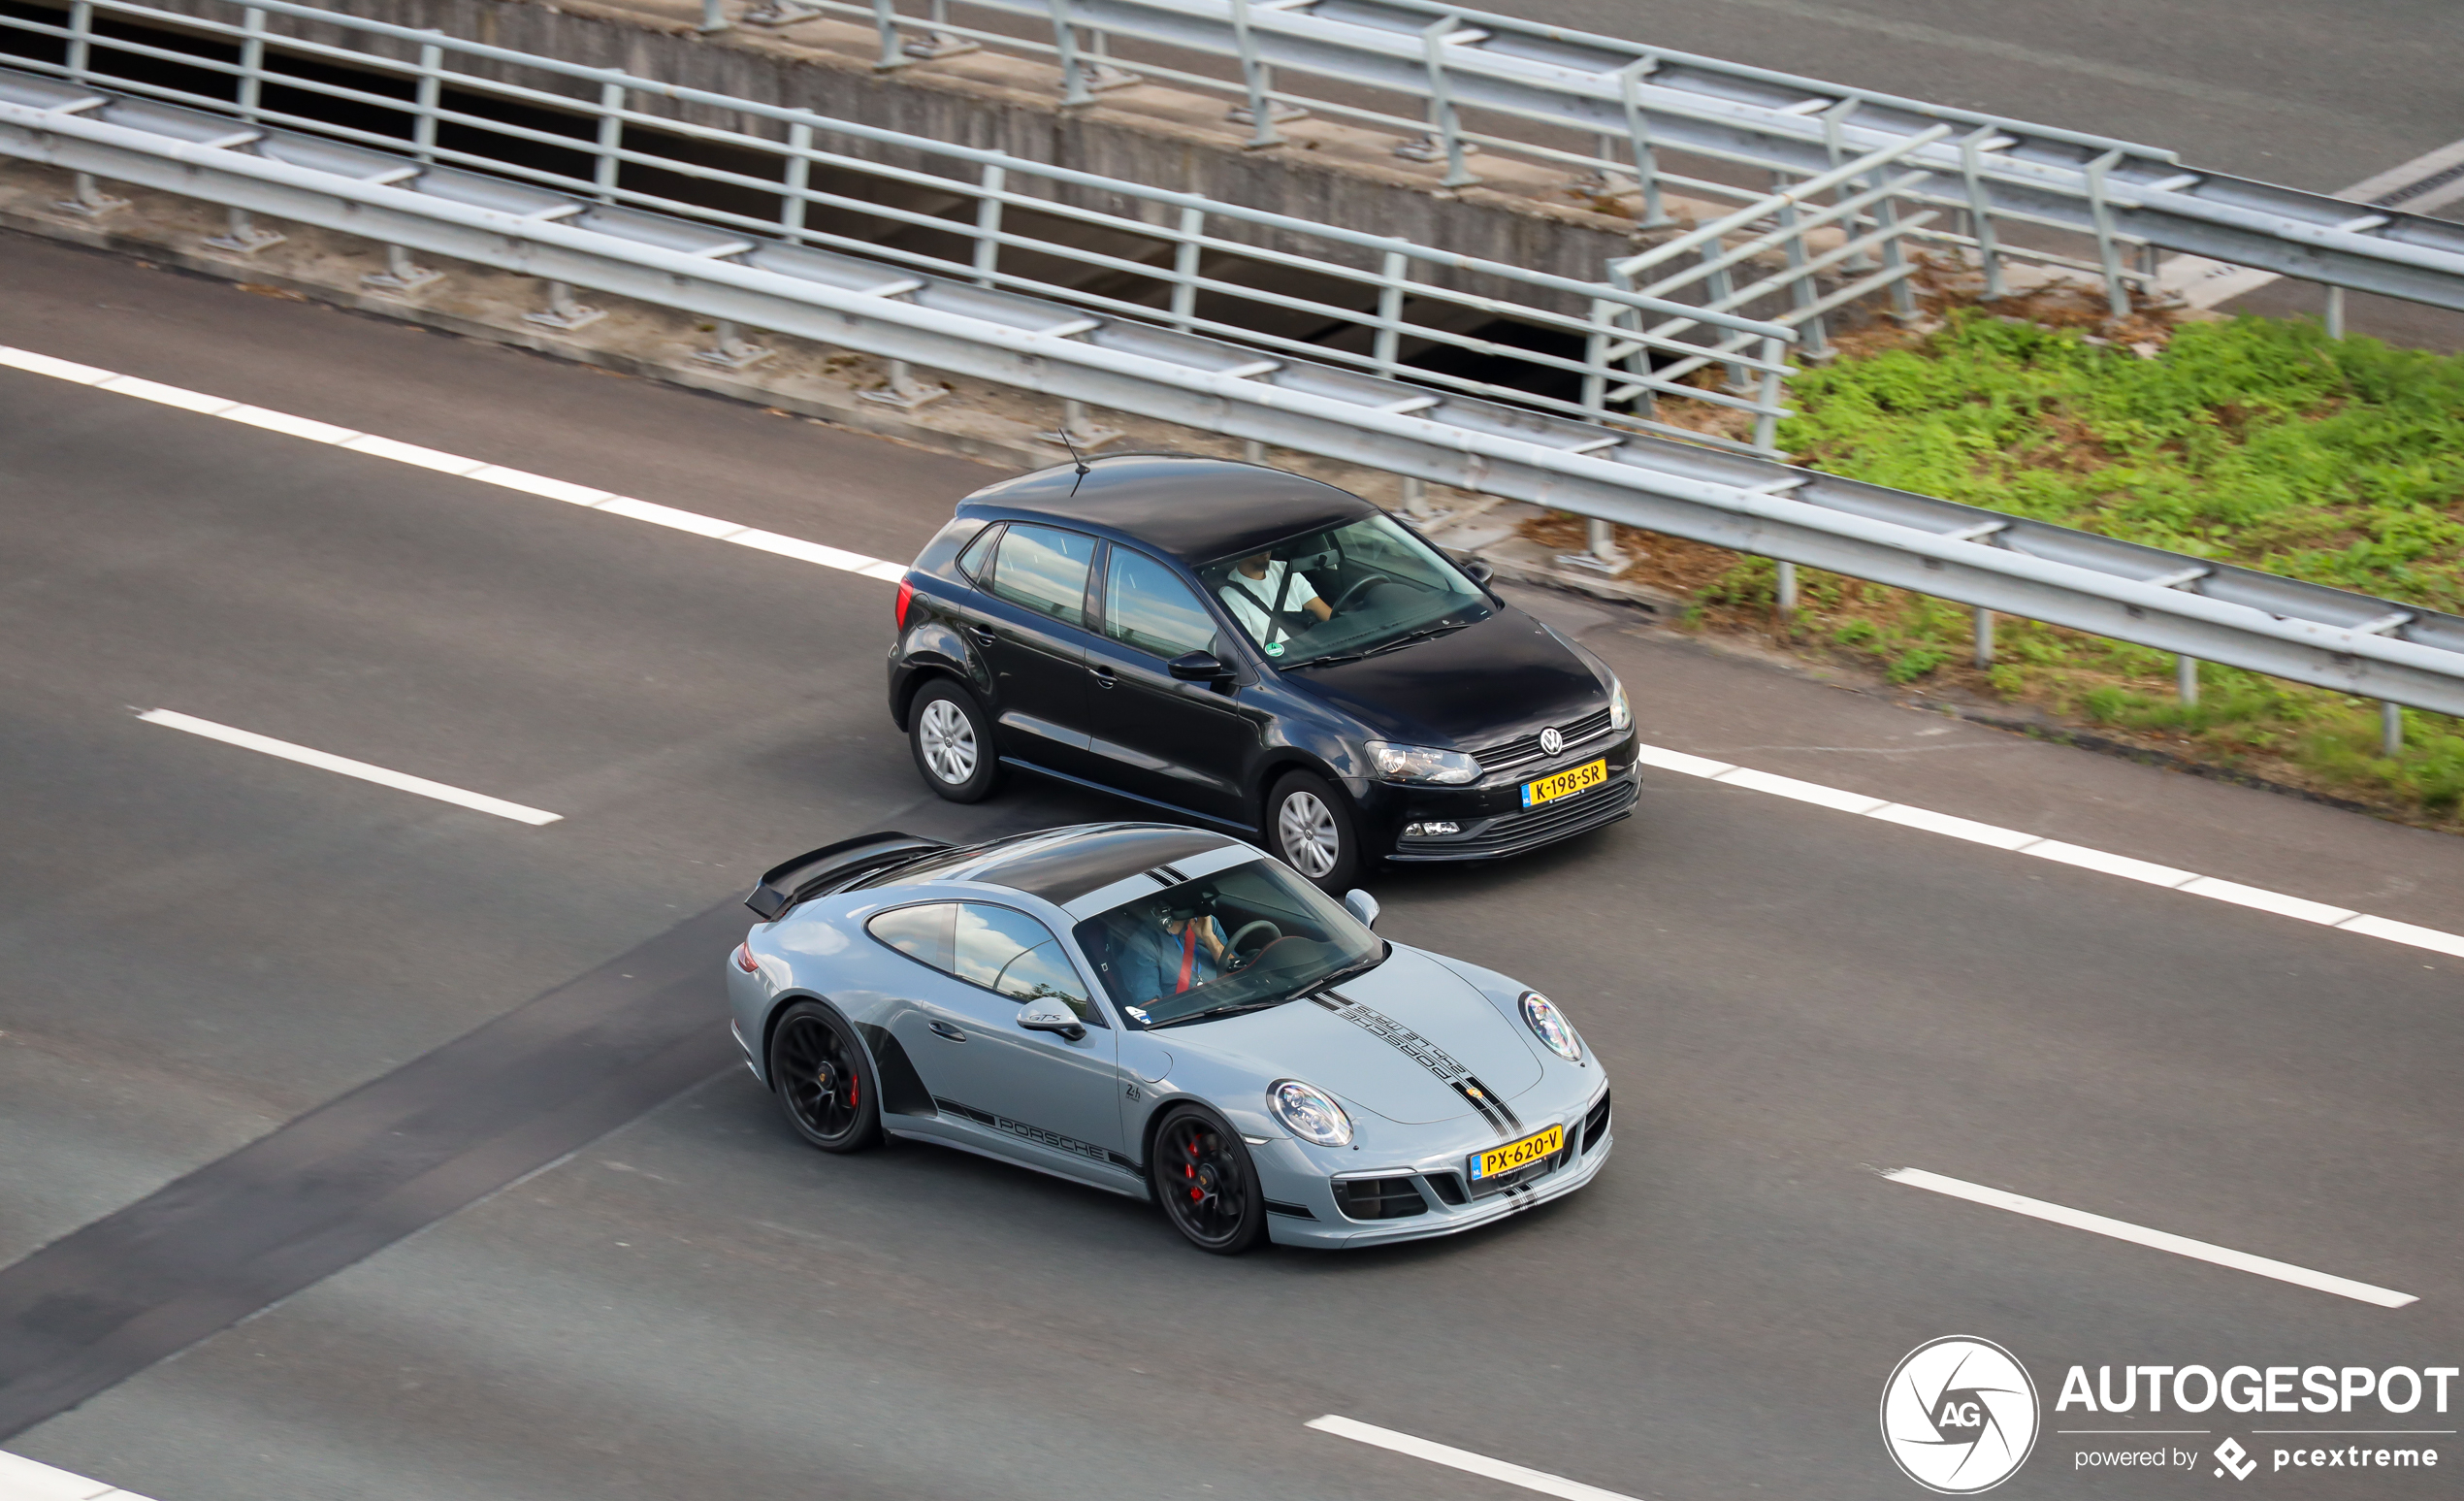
[1195,512,1490,667]
[1073,859,1384,1028]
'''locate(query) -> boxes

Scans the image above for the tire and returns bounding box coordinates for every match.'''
[1151,1103,1268,1255]
[768,1000,883,1153]
[1264,769,1359,893]
[909,679,1001,803]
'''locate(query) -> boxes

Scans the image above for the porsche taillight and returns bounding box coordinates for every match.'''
[893,576,915,631]
[732,942,759,973]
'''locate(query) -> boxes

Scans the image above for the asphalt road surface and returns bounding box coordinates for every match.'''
[3,231,2460,1501]
[1517,0,2462,198]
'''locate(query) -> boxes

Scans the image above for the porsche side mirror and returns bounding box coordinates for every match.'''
[1167,650,1229,683]
[1342,889,1380,930]
[1016,998,1086,1041]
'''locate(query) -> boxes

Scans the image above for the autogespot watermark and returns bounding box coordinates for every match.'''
[1884,1342,2458,1490]
[1882,1337,2042,1493]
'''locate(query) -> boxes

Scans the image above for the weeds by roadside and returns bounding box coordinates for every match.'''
[1526,308,2464,826]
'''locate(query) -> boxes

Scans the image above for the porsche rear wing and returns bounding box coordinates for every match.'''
[746,832,949,920]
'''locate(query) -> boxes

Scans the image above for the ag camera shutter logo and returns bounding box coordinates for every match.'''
[1881,1336,2041,1493]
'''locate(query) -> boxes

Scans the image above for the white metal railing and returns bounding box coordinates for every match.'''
[0,0,2002,453]
[701,0,2464,318]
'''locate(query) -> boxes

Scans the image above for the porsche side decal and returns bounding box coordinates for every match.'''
[932,1095,1137,1171]
[1317,991,1521,1138]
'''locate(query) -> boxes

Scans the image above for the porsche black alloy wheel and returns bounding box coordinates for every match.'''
[1152,1104,1266,1254]
[769,1001,882,1153]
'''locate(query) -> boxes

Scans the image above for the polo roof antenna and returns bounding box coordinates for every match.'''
[1056,424,1092,495]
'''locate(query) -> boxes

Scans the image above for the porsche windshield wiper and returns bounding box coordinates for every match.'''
[1148,997,1287,1029]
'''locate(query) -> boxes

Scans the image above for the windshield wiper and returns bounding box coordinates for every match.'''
[1148,998,1287,1029]
[1360,621,1468,659]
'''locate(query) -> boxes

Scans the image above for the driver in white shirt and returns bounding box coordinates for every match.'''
[1216,551,1332,653]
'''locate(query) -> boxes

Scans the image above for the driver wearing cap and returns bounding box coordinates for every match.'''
[1116,897,1231,1007]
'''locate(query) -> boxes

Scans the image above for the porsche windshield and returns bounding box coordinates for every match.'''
[1074,859,1383,1028]
[1195,512,1490,668]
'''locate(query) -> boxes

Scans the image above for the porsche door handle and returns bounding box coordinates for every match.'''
[928,1020,968,1042]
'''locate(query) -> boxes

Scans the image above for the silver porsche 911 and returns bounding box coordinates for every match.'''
[725,822,1611,1253]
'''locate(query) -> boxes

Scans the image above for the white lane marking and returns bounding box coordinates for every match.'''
[0,345,907,584]
[1306,1416,1641,1501]
[1637,740,2464,962]
[24,341,2463,949]
[1881,1167,2417,1308]
[137,709,562,825]
[0,1447,159,1501]
[2162,135,2464,309]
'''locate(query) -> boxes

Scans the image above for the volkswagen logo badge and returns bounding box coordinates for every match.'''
[1539,727,1564,757]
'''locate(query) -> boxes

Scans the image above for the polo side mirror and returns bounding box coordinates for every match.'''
[1167,650,1229,683]
[1462,557,1495,586]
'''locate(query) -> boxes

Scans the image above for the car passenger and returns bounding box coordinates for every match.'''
[1114,898,1232,1005]
[1216,550,1331,653]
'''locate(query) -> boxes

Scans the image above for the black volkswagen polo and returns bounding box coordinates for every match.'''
[886,454,1640,889]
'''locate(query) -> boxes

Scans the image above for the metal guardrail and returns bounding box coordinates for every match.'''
[9,66,2464,727]
[717,0,2464,318]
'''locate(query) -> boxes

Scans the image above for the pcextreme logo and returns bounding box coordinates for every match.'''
[1882,1337,2042,1493]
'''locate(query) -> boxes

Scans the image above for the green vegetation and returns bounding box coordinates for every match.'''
[1698,310,2464,821]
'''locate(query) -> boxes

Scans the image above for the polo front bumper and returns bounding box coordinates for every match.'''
[1352,734,1642,863]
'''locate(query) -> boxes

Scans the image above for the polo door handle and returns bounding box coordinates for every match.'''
[1088,665,1117,688]
[928,1020,968,1042]
[969,624,998,645]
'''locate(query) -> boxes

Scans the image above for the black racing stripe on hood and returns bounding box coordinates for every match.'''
[1322,989,1518,1138]
[1460,1075,1521,1134]
[1447,1079,1513,1137]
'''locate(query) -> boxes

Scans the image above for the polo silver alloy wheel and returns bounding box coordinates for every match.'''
[919,698,978,786]
[1278,789,1339,879]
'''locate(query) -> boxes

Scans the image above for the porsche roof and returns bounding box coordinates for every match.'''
[969,824,1239,901]
[957,454,1378,562]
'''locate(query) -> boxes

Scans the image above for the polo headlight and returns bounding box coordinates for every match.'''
[1608,677,1632,732]
[1267,1079,1354,1146]
[1364,740,1479,785]
[1519,991,1582,1062]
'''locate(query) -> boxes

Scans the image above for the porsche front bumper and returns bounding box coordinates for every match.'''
[1252,1082,1613,1248]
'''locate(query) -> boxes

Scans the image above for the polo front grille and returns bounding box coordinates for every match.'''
[1431,773,1638,859]
[1472,707,1616,774]
[1335,1175,1430,1221]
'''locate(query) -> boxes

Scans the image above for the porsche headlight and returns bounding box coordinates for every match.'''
[1519,991,1582,1062]
[1267,1079,1354,1146]
[1607,676,1632,732]
[1364,740,1479,785]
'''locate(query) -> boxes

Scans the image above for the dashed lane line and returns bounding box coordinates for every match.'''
[1634,743,2464,963]
[1882,1168,2418,1308]
[1306,1417,1641,1501]
[138,709,563,825]
[13,343,2464,961]
[0,346,908,584]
